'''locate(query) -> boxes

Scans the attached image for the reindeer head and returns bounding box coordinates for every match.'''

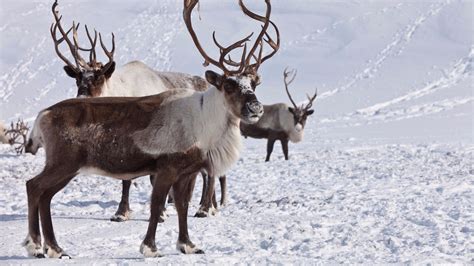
[184,0,279,124]
[284,68,317,132]
[50,0,116,98]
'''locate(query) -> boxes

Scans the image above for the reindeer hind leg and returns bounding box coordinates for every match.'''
[39,169,77,259]
[111,180,132,222]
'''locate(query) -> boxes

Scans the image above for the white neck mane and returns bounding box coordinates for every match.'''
[133,87,242,177]
[195,87,242,176]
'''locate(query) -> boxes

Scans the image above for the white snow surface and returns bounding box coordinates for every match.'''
[0,0,473,264]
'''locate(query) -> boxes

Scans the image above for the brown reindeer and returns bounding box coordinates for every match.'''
[26,0,210,222]
[23,0,276,258]
[240,68,316,161]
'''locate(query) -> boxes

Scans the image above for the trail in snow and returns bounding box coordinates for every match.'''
[318,0,451,100]
[321,48,472,125]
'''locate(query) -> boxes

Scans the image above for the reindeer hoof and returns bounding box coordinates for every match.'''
[195,206,217,218]
[44,244,68,259]
[194,211,209,218]
[177,242,204,254]
[23,235,44,258]
[59,254,71,259]
[140,243,162,258]
[110,214,129,222]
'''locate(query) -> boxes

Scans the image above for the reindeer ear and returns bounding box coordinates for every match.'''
[288,107,295,114]
[306,109,314,116]
[63,66,78,78]
[205,70,223,90]
[103,62,116,79]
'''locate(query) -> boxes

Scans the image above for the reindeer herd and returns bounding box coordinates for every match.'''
[0,0,317,259]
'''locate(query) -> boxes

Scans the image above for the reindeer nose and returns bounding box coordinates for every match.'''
[246,101,264,115]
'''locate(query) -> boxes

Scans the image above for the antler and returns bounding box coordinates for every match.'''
[183,0,277,76]
[304,89,318,110]
[50,0,115,73]
[238,0,280,72]
[5,119,29,154]
[283,67,298,108]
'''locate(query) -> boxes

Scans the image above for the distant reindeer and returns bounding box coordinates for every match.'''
[0,121,7,144]
[5,119,30,154]
[240,68,316,161]
[23,0,275,258]
[26,0,210,222]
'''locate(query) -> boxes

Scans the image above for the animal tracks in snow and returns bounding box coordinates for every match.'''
[321,48,473,126]
[319,1,452,100]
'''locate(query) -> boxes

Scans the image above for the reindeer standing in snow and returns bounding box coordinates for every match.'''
[240,68,316,161]
[23,0,275,258]
[27,0,241,222]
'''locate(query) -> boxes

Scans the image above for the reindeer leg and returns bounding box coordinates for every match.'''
[281,138,289,160]
[39,174,76,259]
[219,175,227,206]
[199,172,208,205]
[24,174,46,258]
[265,138,276,162]
[150,174,169,223]
[195,175,215,217]
[175,174,204,254]
[27,163,77,259]
[140,176,173,257]
[111,180,132,222]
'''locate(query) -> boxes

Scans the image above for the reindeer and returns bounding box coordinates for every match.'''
[240,68,316,161]
[26,0,212,222]
[196,0,280,217]
[0,121,7,144]
[23,0,276,258]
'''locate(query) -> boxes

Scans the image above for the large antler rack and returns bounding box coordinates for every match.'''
[50,0,115,74]
[183,0,278,76]
[284,67,318,111]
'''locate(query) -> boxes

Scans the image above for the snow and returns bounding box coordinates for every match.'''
[0,0,472,264]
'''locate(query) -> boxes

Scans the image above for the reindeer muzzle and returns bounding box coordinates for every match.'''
[243,101,264,124]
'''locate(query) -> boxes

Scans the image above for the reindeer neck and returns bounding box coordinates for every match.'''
[196,87,242,176]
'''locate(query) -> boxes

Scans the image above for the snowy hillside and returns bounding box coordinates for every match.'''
[0,0,472,264]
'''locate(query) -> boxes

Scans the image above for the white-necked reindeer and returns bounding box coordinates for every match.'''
[240,68,316,161]
[196,0,280,217]
[23,0,276,258]
[26,0,211,222]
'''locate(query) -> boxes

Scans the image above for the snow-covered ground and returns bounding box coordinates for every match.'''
[0,0,472,264]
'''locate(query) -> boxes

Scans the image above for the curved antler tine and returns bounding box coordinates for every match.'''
[239,0,279,72]
[212,31,225,52]
[84,25,98,63]
[98,32,115,73]
[242,0,271,67]
[71,21,89,69]
[283,67,298,108]
[183,0,221,68]
[305,88,318,110]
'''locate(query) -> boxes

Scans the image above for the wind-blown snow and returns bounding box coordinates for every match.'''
[0,0,472,264]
